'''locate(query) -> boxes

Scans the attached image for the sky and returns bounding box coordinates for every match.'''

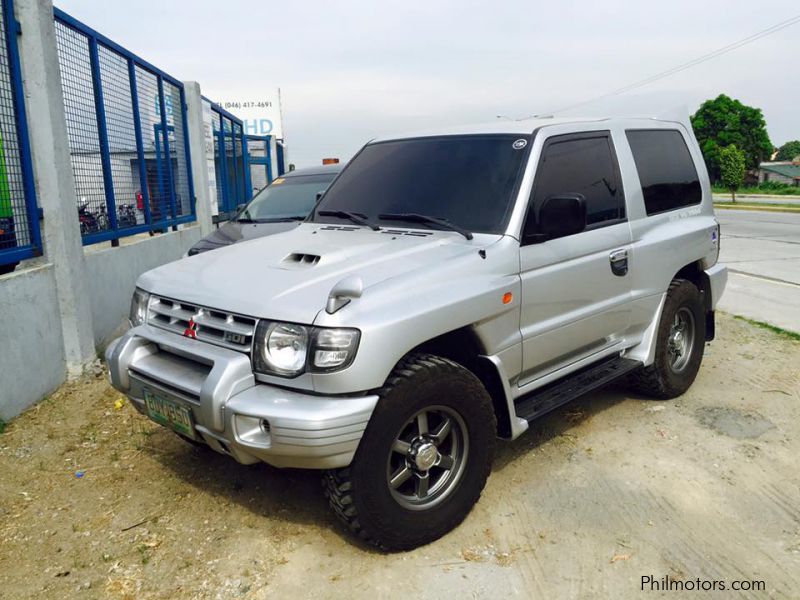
[56,0,800,168]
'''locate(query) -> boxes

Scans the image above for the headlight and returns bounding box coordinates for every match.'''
[129,289,150,327]
[253,321,360,377]
[255,322,309,376]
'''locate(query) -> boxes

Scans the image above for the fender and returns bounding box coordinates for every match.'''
[624,293,667,366]
[481,354,529,440]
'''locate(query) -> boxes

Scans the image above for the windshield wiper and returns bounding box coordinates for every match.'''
[237,208,255,223]
[317,210,380,231]
[378,212,473,240]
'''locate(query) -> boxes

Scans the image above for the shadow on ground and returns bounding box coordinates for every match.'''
[149,384,636,551]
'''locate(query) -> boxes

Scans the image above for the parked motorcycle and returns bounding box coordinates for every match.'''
[117,203,137,228]
[77,198,100,235]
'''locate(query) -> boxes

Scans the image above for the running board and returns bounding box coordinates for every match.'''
[514,356,642,423]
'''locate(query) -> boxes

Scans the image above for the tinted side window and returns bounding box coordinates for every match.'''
[626,129,701,215]
[525,133,624,239]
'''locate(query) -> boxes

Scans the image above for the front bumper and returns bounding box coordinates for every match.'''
[105,324,378,469]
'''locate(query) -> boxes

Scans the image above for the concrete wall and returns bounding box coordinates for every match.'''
[0,265,67,421]
[85,226,203,347]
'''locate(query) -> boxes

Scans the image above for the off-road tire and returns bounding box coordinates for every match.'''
[323,353,496,551]
[626,278,706,399]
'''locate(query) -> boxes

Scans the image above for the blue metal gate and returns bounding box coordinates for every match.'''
[244,134,273,196]
[53,8,195,245]
[0,0,41,270]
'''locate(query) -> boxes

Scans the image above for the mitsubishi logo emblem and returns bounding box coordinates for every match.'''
[183,318,198,339]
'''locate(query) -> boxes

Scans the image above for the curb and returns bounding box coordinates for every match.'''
[713,204,800,213]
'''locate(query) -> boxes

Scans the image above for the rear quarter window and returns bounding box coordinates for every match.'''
[626,129,702,216]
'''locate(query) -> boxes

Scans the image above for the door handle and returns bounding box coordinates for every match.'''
[609,249,628,276]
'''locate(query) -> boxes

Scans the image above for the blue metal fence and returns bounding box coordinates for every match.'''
[207,101,249,219]
[0,0,41,270]
[53,8,195,245]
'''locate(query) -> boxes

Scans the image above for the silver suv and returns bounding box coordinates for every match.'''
[107,115,727,550]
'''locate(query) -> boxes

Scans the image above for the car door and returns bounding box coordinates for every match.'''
[518,130,632,386]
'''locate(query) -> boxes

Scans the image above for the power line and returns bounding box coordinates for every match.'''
[530,14,800,117]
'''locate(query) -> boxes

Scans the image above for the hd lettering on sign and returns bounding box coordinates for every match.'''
[244,118,274,136]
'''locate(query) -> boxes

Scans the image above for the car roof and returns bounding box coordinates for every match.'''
[371,115,691,142]
[282,163,343,177]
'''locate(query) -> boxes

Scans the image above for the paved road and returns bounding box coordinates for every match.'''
[716,209,800,332]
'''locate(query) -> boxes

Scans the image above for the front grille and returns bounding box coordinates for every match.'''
[147,295,257,353]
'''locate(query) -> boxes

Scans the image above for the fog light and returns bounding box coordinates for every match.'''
[234,414,271,448]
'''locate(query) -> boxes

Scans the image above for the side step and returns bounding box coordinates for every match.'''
[514,356,642,423]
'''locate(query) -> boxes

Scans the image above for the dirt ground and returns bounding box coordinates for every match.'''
[1,313,799,599]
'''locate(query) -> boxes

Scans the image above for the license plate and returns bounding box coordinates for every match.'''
[143,388,196,440]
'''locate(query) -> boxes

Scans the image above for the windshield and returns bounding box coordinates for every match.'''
[311,135,530,234]
[242,173,337,221]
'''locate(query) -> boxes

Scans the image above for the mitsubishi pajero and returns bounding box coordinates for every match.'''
[107,115,727,550]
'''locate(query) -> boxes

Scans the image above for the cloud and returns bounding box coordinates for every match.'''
[56,0,800,166]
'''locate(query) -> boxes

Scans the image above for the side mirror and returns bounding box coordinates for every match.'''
[534,193,587,241]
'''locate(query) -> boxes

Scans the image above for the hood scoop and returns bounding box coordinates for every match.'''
[281,252,321,268]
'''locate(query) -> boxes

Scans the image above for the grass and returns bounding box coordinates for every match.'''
[0,419,5,434]
[734,315,800,342]
[712,185,800,197]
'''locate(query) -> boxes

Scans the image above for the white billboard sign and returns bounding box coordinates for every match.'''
[213,88,284,140]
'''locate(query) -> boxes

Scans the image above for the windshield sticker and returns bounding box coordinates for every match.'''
[272,178,285,185]
[512,139,528,150]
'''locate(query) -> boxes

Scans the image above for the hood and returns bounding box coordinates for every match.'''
[189,219,301,253]
[139,223,498,324]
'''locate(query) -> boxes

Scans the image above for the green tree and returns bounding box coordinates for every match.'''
[719,144,746,201]
[691,94,772,182]
[776,140,800,161]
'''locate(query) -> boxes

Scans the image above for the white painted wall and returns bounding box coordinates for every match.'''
[0,265,66,420]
